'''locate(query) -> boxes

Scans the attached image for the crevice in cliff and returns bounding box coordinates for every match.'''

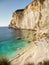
[35,0,45,4]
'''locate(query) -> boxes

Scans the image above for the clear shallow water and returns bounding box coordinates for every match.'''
[0,27,30,60]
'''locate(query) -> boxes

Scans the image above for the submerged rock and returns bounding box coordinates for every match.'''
[27,40,32,43]
[16,37,21,40]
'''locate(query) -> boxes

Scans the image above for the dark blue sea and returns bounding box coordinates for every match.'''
[0,27,30,60]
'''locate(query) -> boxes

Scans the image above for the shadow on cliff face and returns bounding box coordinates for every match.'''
[37,60,49,65]
[13,29,36,41]
[13,29,23,39]
[24,60,49,65]
[37,0,45,4]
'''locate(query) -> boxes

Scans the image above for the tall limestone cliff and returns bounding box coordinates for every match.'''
[9,0,49,30]
[9,0,49,65]
[9,0,49,39]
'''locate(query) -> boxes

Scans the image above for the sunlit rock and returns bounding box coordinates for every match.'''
[9,0,49,65]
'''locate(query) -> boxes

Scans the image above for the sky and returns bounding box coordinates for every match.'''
[0,0,33,27]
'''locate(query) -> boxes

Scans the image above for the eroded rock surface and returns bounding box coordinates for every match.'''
[9,0,49,30]
[9,0,49,65]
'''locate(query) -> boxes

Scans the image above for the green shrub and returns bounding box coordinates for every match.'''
[0,56,10,65]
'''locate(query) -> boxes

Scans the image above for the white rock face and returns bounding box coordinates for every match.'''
[10,38,49,65]
[9,0,49,65]
[9,0,49,40]
[9,0,49,30]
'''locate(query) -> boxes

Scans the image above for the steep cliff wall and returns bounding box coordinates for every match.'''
[9,0,49,30]
[9,0,49,40]
[9,0,49,65]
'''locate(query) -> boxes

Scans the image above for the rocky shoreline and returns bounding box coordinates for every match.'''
[9,0,49,65]
[10,37,49,65]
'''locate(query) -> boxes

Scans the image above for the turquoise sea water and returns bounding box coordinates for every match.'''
[0,27,30,60]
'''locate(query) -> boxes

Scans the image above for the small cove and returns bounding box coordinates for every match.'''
[0,27,35,60]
